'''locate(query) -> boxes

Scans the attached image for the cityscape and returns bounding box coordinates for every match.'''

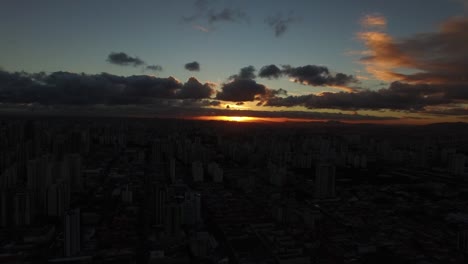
[1,0,468,263]
[0,117,467,263]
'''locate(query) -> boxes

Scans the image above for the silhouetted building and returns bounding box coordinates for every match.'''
[183,191,201,226]
[13,190,32,226]
[314,163,336,199]
[46,183,65,217]
[458,226,468,254]
[192,161,204,182]
[64,154,82,190]
[165,202,183,238]
[151,183,167,226]
[64,208,81,257]
[449,153,466,176]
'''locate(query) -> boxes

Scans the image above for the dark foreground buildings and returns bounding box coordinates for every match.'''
[0,116,467,263]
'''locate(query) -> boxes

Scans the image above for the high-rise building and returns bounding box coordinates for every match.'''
[449,153,466,176]
[121,185,133,204]
[314,163,336,199]
[64,154,82,191]
[165,202,183,238]
[151,183,167,226]
[458,226,468,254]
[0,189,9,227]
[208,162,223,183]
[169,158,176,183]
[183,191,201,226]
[268,162,287,187]
[192,161,204,182]
[46,183,64,217]
[1,164,18,189]
[13,190,32,226]
[64,208,81,257]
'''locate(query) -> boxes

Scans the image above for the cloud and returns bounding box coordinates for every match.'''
[193,25,211,32]
[194,108,399,122]
[208,8,247,24]
[177,77,214,99]
[183,1,249,26]
[266,13,298,37]
[424,106,468,116]
[146,65,163,72]
[1,101,399,122]
[360,14,386,29]
[209,100,221,106]
[282,65,358,88]
[258,64,282,79]
[256,64,358,91]
[107,52,145,67]
[456,0,468,11]
[185,61,201,71]
[229,65,256,80]
[216,79,267,102]
[265,81,460,111]
[216,66,287,102]
[358,16,468,85]
[0,70,215,105]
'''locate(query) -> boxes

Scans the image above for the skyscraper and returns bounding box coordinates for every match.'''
[449,153,466,176]
[151,183,167,226]
[64,208,81,257]
[165,202,183,238]
[46,183,64,217]
[13,190,32,226]
[314,163,336,199]
[192,161,204,182]
[64,154,82,191]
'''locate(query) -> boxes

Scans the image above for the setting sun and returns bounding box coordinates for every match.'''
[226,116,253,122]
[196,116,258,122]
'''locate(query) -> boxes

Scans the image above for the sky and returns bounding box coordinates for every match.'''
[0,0,467,124]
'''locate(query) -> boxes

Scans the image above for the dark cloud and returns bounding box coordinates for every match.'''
[177,77,214,99]
[256,64,358,91]
[258,64,282,79]
[265,81,460,111]
[191,108,399,121]
[229,65,256,80]
[209,100,221,106]
[424,107,468,116]
[119,75,182,103]
[0,70,215,105]
[216,79,267,102]
[0,101,399,122]
[183,1,248,25]
[107,52,145,67]
[266,13,298,37]
[235,102,244,106]
[208,8,247,24]
[146,65,163,72]
[282,65,358,87]
[185,61,201,71]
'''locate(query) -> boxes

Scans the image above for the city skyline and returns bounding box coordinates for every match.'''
[1,0,468,124]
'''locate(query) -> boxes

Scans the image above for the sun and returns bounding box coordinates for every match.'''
[228,116,250,122]
[190,116,260,122]
[213,116,257,122]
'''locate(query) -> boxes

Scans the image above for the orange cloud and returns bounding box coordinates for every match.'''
[360,14,387,29]
[358,16,468,85]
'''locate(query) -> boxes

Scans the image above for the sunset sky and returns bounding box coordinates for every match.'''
[1,0,468,124]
